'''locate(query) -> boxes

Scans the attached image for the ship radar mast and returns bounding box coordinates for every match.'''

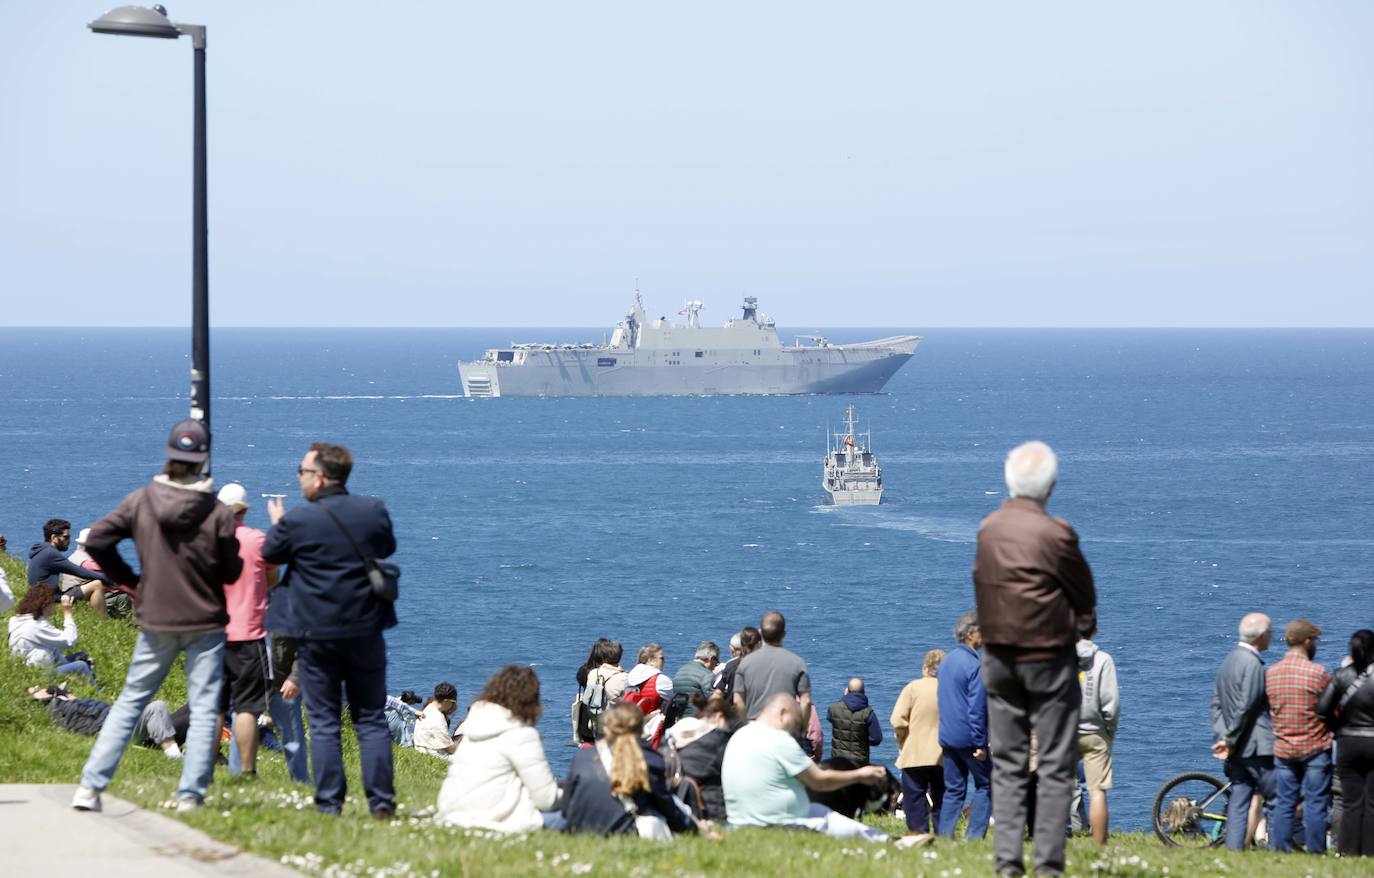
[742,296,759,323]
[680,300,704,328]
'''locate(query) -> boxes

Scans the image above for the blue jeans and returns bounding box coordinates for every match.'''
[1224,754,1276,850]
[54,659,93,679]
[1272,749,1331,853]
[938,747,992,838]
[299,633,394,814]
[232,691,308,783]
[269,691,311,783]
[80,629,225,801]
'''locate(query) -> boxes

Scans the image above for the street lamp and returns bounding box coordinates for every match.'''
[89,5,212,464]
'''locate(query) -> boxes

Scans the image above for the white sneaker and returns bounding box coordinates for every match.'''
[163,742,183,760]
[175,797,203,814]
[72,785,102,812]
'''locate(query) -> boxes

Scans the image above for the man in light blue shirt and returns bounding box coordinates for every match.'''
[722,693,888,840]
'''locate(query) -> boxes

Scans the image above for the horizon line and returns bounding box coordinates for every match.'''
[4,324,1372,331]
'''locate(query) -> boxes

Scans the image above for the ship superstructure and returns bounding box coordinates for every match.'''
[458,294,920,397]
[823,405,883,505]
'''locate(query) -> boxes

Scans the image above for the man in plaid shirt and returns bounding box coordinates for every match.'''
[1265,619,1332,853]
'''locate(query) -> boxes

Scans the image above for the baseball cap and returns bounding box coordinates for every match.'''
[217,482,249,511]
[166,419,210,463]
[1285,619,1322,646]
[75,528,91,547]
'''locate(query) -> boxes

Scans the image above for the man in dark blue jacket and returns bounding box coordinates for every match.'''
[264,442,397,818]
[28,518,115,615]
[936,610,990,839]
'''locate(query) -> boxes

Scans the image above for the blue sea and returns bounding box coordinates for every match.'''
[2,327,1371,829]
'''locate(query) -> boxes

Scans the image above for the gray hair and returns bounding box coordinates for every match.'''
[694,640,720,663]
[1005,441,1058,503]
[636,643,663,665]
[954,611,979,643]
[1239,613,1271,644]
[729,632,743,651]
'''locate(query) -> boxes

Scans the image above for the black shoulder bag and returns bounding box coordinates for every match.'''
[318,502,400,603]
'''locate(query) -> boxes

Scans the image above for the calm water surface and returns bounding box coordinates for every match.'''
[1,326,1371,828]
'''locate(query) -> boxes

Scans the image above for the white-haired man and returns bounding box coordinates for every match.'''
[973,440,1096,877]
[1211,612,1276,850]
[673,640,720,718]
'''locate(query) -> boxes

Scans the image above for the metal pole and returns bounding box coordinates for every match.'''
[189,34,210,465]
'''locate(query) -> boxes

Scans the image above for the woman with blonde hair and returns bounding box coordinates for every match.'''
[891,648,946,834]
[561,703,697,838]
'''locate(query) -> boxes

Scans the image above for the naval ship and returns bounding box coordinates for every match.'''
[457,295,921,397]
[823,405,883,505]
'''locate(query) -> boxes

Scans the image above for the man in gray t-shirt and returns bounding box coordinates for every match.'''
[736,611,812,721]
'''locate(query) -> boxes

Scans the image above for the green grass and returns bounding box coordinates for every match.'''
[2,553,1367,876]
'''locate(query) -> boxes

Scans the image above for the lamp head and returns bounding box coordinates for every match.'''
[89,5,180,39]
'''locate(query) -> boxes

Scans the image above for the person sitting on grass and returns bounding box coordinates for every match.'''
[7,586,93,679]
[30,684,182,758]
[28,518,114,617]
[414,682,460,758]
[436,665,562,832]
[562,702,700,839]
[721,692,889,841]
[385,690,424,748]
[667,692,739,821]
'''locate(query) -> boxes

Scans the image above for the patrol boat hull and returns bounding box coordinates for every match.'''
[458,296,920,398]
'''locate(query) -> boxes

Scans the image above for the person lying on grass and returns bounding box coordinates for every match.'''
[29,684,183,758]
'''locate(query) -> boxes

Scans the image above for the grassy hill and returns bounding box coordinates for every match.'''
[1,552,1364,876]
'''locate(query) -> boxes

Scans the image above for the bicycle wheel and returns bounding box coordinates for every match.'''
[1153,771,1228,848]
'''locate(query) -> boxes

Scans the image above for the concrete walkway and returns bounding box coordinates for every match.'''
[0,785,299,877]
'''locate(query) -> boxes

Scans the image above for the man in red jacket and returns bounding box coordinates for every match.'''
[71,420,242,815]
[974,441,1096,878]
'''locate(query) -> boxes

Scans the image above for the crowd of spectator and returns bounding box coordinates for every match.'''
[5,427,1371,870]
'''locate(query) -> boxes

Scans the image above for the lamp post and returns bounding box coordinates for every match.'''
[89,5,212,461]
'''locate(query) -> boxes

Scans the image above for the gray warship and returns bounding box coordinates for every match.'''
[823,404,883,505]
[458,294,921,397]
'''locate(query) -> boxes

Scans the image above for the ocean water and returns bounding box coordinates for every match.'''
[1,326,1371,829]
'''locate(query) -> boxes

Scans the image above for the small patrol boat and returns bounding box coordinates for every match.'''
[823,405,883,506]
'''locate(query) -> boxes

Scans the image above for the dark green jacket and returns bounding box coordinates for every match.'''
[673,661,715,717]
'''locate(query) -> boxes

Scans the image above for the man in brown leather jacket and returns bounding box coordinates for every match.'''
[974,440,1096,877]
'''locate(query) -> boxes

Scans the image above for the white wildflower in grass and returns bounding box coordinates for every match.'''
[570,865,593,876]
[873,849,887,860]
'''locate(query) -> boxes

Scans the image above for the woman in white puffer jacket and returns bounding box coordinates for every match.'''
[436,664,562,832]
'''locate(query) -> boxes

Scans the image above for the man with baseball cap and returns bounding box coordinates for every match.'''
[216,482,278,777]
[1266,619,1333,853]
[72,419,242,814]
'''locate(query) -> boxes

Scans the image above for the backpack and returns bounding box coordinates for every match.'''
[661,691,690,732]
[577,669,611,742]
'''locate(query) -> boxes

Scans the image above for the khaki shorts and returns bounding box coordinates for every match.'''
[1078,732,1114,790]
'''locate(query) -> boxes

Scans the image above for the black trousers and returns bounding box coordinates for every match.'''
[299,633,395,815]
[1336,735,1374,857]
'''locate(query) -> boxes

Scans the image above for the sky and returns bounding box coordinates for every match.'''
[2,2,1372,328]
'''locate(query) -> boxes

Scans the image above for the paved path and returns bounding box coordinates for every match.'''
[0,784,299,877]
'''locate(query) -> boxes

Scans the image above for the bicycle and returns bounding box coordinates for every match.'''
[1152,771,1230,847]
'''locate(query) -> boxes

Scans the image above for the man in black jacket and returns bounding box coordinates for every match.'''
[265,442,397,818]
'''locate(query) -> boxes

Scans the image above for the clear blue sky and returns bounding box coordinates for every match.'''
[3,2,1371,327]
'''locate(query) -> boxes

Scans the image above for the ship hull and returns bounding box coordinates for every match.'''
[459,345,917,398]
[825,488,883,506]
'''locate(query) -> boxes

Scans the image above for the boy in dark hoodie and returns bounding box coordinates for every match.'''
[71,420,242,815]
[28,518,115,616]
